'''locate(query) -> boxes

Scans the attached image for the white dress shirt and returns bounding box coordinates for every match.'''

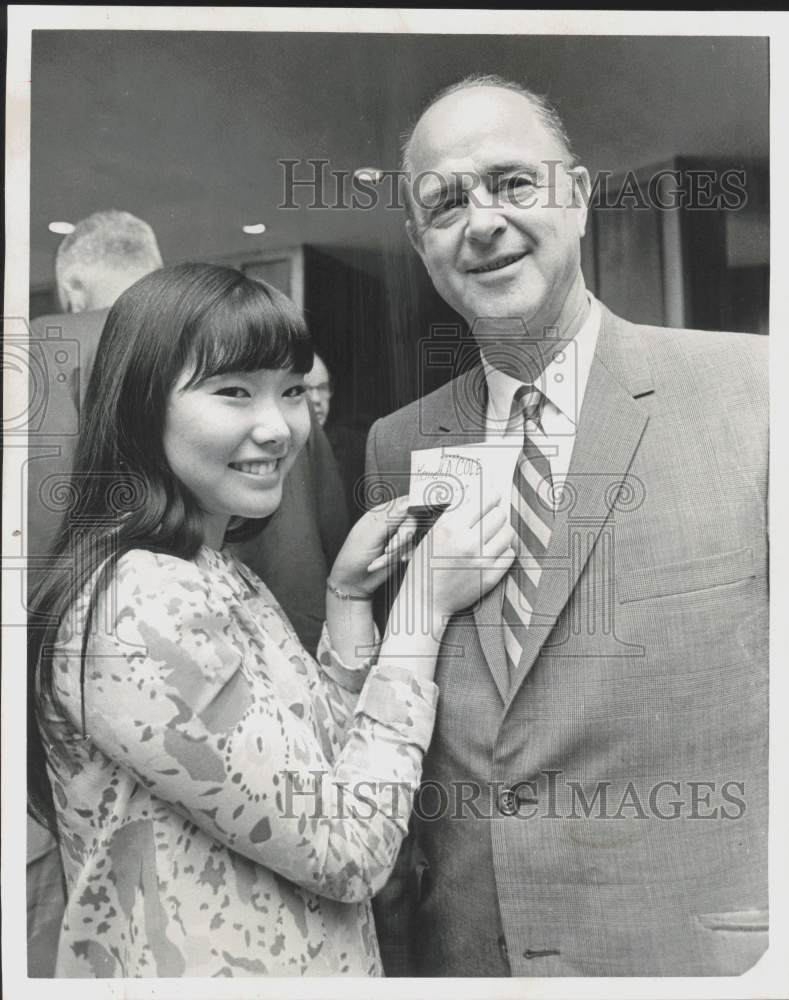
[482,295,601,506]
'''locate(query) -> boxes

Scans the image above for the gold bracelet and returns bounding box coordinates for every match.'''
[326,578,372,602]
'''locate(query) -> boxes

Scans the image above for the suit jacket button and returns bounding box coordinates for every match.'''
[499,788,519,816]
[524,947,561,960]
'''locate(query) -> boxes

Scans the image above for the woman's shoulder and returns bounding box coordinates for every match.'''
[115,546,206,581]
[93,548,234,632]
[52,549,220,705]
[55,547,243,674]
[112,547,212,598]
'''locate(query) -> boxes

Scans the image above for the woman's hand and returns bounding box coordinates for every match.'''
[329,496,417,599]
[406,492,515,619]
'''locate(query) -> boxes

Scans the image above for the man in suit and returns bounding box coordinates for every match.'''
[28,210,164,561]
[367,75,768,976]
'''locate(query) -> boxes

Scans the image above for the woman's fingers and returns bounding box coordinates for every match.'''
[366,508,417,572]
[383,513,418,553]
[370,494,410,521]
[364,494,411,537]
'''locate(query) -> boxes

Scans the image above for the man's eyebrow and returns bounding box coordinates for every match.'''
[484,161,542,178]
[414,161,547,217]
[425,164,539,193]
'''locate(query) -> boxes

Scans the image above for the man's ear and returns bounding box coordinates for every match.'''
[58,276,87,314]
[405,218,429,270]
[569,165,591,239]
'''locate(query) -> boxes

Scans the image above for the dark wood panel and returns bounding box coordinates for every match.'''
[593,201,665,327]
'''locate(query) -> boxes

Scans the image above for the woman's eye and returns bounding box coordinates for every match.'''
[214,386,250,398]
[283,384,307,399]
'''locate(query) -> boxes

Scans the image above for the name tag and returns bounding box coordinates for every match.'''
[408,442,520,513]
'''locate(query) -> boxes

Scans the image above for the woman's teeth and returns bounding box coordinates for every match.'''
[232,460,278,475]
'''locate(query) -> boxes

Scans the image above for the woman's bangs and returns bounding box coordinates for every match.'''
[184,282,313,387]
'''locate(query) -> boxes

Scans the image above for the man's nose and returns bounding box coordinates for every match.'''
[464,197,507,244]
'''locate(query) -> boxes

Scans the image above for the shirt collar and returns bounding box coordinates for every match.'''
[483,293,601,429]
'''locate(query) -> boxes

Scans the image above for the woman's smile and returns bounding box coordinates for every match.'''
[163,366,311,544]
[229,457,283,478]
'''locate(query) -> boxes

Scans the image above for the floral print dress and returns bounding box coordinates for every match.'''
[44,546,437,977]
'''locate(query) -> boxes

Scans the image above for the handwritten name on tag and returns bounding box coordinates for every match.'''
[409,443,520,511]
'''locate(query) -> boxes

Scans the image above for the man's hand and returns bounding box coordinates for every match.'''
[410,492,515,618]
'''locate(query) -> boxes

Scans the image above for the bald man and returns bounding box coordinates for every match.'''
[367,75,767,977]
[28,211,164,561]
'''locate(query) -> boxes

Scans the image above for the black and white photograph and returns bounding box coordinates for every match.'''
[3,7,787,998]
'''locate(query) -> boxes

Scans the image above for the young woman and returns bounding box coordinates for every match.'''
[28,262,514,978]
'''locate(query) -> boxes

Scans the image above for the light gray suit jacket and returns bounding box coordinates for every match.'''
[366,305,768,976]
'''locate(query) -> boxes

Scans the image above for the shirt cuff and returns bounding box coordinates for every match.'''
[354,662,439,753]
[316,621,381,693]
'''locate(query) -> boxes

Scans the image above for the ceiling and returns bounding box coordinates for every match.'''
[30,31,769,287]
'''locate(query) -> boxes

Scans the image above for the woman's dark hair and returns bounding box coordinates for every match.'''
[28,262,313,831]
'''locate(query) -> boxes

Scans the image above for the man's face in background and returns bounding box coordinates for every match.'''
[304,353,332,427]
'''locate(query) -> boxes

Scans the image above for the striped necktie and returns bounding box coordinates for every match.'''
[502,386,554,680]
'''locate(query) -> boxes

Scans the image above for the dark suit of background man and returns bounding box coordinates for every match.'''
[28,210,164,563]
[367,75,768,977]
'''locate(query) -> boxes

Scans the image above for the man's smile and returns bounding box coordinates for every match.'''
[467,250,529,274]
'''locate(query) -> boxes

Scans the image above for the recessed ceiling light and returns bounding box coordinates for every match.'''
[354,168,384,184]
[48,221,75,235]
[242,223,267,235]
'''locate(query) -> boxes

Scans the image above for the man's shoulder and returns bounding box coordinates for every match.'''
[369,378,459,443]
[614,306,763,350]
[30,309,111,406]
[604,309,767,393]
[31,309,109,341]
[30,309,110,381]
[639,320,765,357]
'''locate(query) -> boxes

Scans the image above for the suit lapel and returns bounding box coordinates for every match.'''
[471,577,509,702]
[506,307,654,704]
